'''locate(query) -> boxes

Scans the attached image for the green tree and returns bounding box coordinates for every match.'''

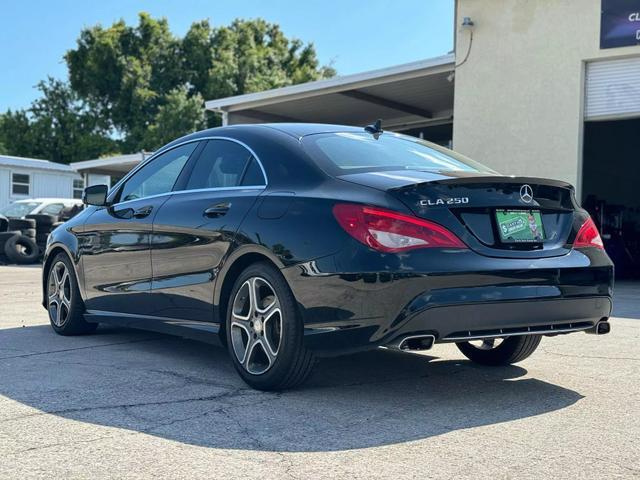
[0,78,116,163]
[0,110,36,158]
[144,85,206,149]
[2,14,335,161]
[66,14,335,150]
[184,18,336,99]
[65,13,183,150]
[29,78,117,163]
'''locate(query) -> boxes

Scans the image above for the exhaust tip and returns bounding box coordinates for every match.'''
[399,335,435,351]
[586,320,611,335]
[596,321,611,335]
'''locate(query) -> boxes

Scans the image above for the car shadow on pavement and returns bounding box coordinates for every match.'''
[0,324,584,452]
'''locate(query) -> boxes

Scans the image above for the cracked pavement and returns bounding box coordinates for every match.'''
[0,265,639,479]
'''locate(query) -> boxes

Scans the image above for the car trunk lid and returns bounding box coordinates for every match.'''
[338,170,579,258]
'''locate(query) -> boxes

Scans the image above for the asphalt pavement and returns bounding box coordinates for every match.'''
[0,265,638,479]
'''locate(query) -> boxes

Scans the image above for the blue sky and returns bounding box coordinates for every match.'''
[0,0,453,111]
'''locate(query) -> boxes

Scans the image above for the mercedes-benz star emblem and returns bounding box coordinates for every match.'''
[520,184,533,203]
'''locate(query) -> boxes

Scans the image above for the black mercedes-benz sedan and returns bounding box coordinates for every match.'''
[42,123,613,390]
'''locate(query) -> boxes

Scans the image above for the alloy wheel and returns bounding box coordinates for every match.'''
[48,261,72,327]
[230,276,283,375]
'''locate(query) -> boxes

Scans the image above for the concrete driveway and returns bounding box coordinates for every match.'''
[0,265,638,479]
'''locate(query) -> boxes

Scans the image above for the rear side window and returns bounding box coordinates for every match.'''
[185,140,266,190]
[302,132,495,175]
[240,159,266,186]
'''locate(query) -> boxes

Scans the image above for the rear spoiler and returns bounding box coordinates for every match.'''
[389,175,575,193]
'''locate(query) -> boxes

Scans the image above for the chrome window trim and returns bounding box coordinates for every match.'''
[173,185,266,196]
[107,136,268,205]
[109,192,174,209]
[111,186,266,209]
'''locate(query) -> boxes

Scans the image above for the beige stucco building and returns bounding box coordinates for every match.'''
[453,0,640,193]
[451,0,640,277]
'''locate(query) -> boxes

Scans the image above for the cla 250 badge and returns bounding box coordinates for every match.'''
[419,197,469,207]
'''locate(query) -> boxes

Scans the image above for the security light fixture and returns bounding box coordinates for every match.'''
[461,17,475,29]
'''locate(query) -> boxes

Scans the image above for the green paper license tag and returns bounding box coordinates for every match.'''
[496,210,545,243]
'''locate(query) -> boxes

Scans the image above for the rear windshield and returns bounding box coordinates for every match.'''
[302,132,495,175]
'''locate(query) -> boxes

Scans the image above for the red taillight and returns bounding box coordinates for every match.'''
[332,203,467,253]
[574,217,604,249]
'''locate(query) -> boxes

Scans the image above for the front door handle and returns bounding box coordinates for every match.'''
[133,205,153,218]
[204,202,231,218]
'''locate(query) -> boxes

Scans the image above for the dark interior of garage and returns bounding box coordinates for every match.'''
[582,118,640,279]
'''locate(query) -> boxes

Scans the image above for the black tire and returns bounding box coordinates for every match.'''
[39,225,57,235]
[0,231,19,251]
[46,253,97,335]
[456,335,542,366]
[4,235,40,264]
[8,218,36,230]
[26,214,58,227]
[226,262,316,391]
[21,228,36,238]
[36,234,49,244]
[0,232,20,257]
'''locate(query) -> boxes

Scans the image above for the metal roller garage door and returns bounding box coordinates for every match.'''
[585,56,640,121]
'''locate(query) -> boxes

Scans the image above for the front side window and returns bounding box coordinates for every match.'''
[73,178,84,199]
[118,143,197,203]
[302,132,496,175]
[12,173,30,196]
[184,140,265,190]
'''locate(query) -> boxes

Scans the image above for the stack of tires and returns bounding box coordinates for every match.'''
[8,217,37,243]
[0,215,52,265]
[0,214,12,265]
[0,231,39,266]
[26,214,60,254]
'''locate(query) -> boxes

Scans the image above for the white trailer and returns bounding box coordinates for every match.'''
[0,155,84,210]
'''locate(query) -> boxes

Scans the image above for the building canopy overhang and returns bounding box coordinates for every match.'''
[205,54,455,131]
[70,153,152,178]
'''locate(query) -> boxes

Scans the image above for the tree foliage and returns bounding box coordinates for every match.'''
[0,14,334,162]
[145,86,206,148]
[0,78,116,163]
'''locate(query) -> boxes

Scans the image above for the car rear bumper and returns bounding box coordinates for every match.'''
[282,246,614,356]
[384,296,610,346]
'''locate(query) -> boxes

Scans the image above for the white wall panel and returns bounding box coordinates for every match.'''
[32,172,75,198]
[0,168,10,209]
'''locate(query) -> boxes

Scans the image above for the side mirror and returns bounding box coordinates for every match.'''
[83,184,109,206]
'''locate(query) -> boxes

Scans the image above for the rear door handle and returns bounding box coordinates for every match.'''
[133,205,153,218]
[204,202,231,218]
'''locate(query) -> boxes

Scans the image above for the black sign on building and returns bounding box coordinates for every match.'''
[601,0,640,49]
